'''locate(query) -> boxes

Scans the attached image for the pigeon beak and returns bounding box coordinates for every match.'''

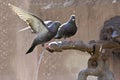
[111,30,120,39]
[72,18,75,21]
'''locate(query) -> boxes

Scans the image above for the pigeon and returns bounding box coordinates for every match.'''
[26,21,61,54]
[55,15,77,39]
[8,4,61,54]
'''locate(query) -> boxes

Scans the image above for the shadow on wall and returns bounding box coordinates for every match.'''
[99,16,120,59]
[99,16,120,80]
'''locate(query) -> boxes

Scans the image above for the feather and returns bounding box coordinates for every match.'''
[8,3,48,33]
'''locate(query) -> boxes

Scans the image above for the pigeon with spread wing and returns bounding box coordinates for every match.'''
[9,4,61,54]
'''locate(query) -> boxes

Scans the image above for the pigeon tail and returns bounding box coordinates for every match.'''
[26,44,36,54]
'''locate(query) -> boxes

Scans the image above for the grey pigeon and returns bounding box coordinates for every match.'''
[9,4,61,54]
[55,15,77,39]
[26,21,61,54]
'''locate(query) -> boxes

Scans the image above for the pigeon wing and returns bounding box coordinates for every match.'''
[18,21,53,33]
[8,4,48,33]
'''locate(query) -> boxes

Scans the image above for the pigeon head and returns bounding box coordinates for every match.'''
[53,21,61,29]
[70,15,75,21]
[49,21,61,33]
[54,21,61,26]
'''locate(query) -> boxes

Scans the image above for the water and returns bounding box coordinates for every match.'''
[35,48,46,80]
